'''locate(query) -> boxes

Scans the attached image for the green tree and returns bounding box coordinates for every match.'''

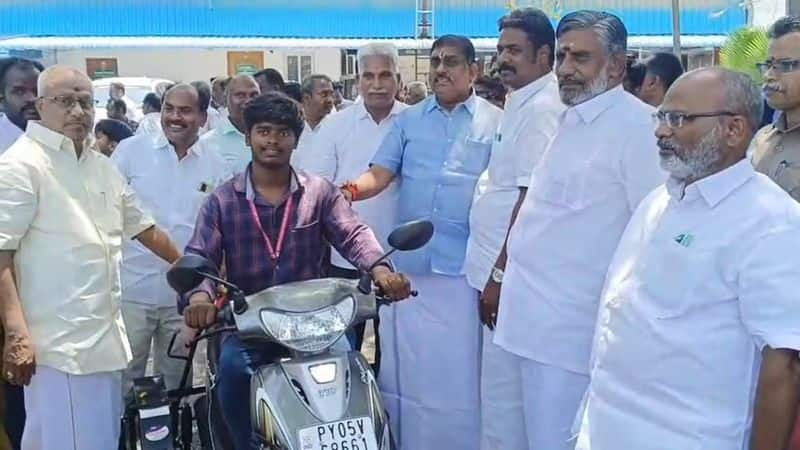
[720,27,769,83]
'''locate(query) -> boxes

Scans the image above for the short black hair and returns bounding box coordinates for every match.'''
[498,8,556,65]
[189,81,212,111]
[142,92,161,112]
[283,82,303,102]
[474,75,507,102]
[644,52,684,91]
[253,68,286,91]
[244,92,305,139]
[94,119,133,143]
[0,57,44,92]
[768,15,800,39]
[431,35,476,63]
[107,98,127,114]
[625,59,647,91]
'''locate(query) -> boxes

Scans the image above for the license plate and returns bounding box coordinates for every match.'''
[298,417,379,450]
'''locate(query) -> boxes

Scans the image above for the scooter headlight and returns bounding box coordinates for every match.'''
[259,296,355,353]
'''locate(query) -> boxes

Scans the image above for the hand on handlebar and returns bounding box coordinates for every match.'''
[184,292,218,329]
[372,266,413,302]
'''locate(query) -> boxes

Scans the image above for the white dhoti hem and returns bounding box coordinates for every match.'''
[378,274,481,450]
[22,366,123,450]
[492,351,588,450]
[480,326,528,450]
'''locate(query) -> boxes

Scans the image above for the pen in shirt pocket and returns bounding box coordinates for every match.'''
[199,182,211,193]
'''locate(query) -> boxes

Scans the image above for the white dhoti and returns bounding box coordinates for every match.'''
[378,274,481,450]
[22,366,123,450]
[480,326,528,450]
[487,343,590,450]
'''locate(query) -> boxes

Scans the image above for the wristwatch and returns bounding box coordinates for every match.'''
[491,267,504,283]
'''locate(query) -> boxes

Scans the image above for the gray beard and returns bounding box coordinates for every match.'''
[660,126,723,183]
[560,66,610,106]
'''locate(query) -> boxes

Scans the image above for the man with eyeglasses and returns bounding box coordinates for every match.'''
[342,35,502,450]
[752,16,800,202]
[0,65,181,450]
[575,66,800,450]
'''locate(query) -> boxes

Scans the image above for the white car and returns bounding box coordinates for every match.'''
[93,77,173,122]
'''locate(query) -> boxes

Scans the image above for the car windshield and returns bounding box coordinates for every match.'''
[94,85,154,108]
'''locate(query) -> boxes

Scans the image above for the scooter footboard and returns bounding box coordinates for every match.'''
[250,351,392,450]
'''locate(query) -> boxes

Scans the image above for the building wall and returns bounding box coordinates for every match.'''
[49,47,343,83]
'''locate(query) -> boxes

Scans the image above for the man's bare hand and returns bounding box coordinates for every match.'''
[479,279,501,330]
[2,328,35,386]
[372,266,412,301]
[183,292,217,329]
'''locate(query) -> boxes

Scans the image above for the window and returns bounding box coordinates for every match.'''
[287,55,313,82]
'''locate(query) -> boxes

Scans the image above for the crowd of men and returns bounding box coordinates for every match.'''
[1,6,800,450]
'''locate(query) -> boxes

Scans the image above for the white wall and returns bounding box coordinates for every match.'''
[50,47,342,83]
[752,0,787,28]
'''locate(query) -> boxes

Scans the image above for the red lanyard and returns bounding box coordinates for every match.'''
[248,194,294,264]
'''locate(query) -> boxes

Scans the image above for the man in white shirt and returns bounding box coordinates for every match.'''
[576,67,800,450]
[113,83,231,395]
[306,42,407,352]
[0,58,43,154]
[291,74,335,171]
[490,11,666,449]
[201,74,260,175]
[134,92,163,136]
[463,8,564,450]
[0,66,181,450]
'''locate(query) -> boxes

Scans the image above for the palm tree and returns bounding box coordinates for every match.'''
[720,27,769,83]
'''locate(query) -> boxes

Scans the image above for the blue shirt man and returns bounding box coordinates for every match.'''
[346,35,502,450]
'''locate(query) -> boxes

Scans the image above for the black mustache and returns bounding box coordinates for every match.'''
[498,64,516,73]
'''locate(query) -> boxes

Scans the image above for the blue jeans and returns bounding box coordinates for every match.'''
[216,334,351,450]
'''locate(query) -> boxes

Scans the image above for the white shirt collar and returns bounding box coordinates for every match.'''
[666,159,755,208]
[570,85,626,124]
[355,100,406,124]
[220,116,245,136]
[25,121,92,157]
[153,131,203,157]
[507,72,556,107]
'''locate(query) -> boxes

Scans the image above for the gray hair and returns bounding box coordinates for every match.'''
[357,42,400,73]
[716,69,764,134]
[406,81,427,96]
[300,74,332,97]
[556,10,628,55]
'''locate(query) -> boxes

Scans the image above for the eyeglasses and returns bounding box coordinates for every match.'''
[39,95,93,111]
[430,55,469,70]
[756,59,800,75]
[653,110,739,129]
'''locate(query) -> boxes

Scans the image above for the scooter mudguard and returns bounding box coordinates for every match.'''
[131,376,173,450]
[250,351,391,450]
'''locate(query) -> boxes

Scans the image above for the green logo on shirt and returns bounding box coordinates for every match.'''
[674,233,694,247]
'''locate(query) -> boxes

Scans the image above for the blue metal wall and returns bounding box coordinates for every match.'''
[0,0,746,38]
[436,0,747,36]
[0,0,417,38]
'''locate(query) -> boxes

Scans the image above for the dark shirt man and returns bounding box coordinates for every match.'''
[182,93,412,450]
[636,52,684,106]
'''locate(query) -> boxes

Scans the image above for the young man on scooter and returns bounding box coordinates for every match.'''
[181,92,413,450]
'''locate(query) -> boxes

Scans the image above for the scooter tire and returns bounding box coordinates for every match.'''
[193,395,213,450]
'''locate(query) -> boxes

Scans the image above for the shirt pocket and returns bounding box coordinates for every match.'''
[639,240,712,319]
[445,137,491,177]
[770,159,800,202]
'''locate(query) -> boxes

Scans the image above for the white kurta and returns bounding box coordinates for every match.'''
[576,160,800,449]
[494,86,666,447]
[379,274,481,450]
[463,74,564,450]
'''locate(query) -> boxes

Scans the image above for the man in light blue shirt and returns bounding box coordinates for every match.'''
[345,35,502,450]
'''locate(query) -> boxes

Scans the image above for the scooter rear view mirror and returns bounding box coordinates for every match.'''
[167,254,219,294]
[387,220,434,252]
